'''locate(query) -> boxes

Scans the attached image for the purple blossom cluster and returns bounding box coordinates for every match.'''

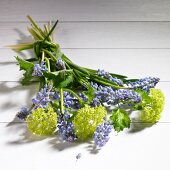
[97,69,123,86]
[56,59,66,70]
[32,84,54,109]
[128,77,160,91]
[57,111,77,142]
[93,121,113,147]
[16,107,31,120]
[90,82,141,107]
[53,91,88,109]
[32,62,48,77]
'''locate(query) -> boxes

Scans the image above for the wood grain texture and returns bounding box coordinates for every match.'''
[0,0,170,21]
[0,1,170,169]
[1,22,170,48]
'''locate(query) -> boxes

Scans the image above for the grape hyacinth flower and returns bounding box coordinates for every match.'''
[97,69,123,86]
[57,111,77,142]
[53,91,79,109]
[78,92,88,102]
[128,77,160,92]
[17,107,31,120]
[56,59,66,70]
[64,92,80,109]
[53,91,88,109]
[90,81,99,90]
[90,84,142,107]
[32,84,54,109]
[114,89,142,104]
[32,62,48,77]
[93,121,113,147]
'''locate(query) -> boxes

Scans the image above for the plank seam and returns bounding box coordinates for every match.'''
[1,21,170,23]
[2,47,170,50]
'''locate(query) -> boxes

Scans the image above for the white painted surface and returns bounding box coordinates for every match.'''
[1,22,170,48]
[0,122,170,170]
[0,0,170,21]
[0,0,170,170]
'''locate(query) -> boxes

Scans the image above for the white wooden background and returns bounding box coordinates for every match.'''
[0,0,170,170]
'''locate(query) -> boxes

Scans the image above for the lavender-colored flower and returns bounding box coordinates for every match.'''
[32,84,54,109]
[53,91,88,109]
[32,62,48,77]
[128,77,160,91]
[90,97,101,107]
[78,92,88,102]
[97,69,123,86]
[56,59,66,70]
[90,83,141,107]
[114,89,142,104]
[90,81,98,90]
[93,121,113,147]
[57,111,77,142]
[17,107,31,120]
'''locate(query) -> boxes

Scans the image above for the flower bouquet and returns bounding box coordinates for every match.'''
[10,16,165,148]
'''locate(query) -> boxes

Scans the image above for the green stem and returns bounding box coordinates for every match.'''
[45,57,51,72]
[41,51,45,62]
[91,76,127,89]
[43,41,59,49]
[27,15,46,38]
[62,56,90,76]
[60,88,64,114]
[43,49,57,61]
[63,88,82,102]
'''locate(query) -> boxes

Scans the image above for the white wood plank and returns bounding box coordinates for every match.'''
[0,0,170,21]
[1,22,170,48]
[1,49,170,81]
[0,82,169,122]
[0,122,170,170]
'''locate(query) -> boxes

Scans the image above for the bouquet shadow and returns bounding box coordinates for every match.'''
[0,82,36,112]
[128,118,154,133]
[6,117,83,152]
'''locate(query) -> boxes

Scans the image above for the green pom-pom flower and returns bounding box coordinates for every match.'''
[26,107,57,136]
[140,88,165,123]
[73,105,107,140]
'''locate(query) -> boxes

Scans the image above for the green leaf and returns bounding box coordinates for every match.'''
[43,70,74,88]
[82,81,95,104]
[110,109,130,132]
[15,56,34,85]
[59,74,73,88]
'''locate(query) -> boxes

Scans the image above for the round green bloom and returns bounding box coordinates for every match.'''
[73,105,107,140]
[140,88,165,123]
[26,107,57,136]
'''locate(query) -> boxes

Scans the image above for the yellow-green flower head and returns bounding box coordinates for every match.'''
[140,88,165,123]
[73,105,107,140]
[26,107,57,136]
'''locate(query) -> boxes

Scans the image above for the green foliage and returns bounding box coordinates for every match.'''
[139,88,165,123]
[43,70,74,88]
[110,109,130,132]
[26,107,57,136]
[15,56,34,85]
[73,105,107,140]
[82,81,95,104]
